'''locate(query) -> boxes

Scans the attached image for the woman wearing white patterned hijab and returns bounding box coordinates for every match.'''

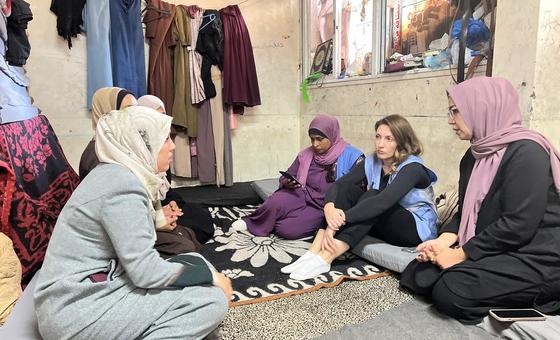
[96,105,172,203]
[35,106,231,340]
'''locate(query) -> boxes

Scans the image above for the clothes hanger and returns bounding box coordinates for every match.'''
[199,13,216,32]
[142,0,171,22]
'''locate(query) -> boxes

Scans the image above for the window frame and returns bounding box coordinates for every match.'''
[300,0,487,86]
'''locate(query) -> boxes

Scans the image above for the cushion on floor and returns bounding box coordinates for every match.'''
[351,236,417,273]
[0,271,41,339]
[250,178,278,201]
[314,298,496,340]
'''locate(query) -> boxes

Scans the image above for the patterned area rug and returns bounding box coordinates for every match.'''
[202,205,389,306]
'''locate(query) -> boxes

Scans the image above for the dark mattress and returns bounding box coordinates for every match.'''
[172,181,263,207]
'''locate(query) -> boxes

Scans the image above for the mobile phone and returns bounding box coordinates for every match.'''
[489,309,546,322]
[279,171,300,184]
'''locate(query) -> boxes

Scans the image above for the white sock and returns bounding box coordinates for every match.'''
[280,251,315,274]
[230,219,247,232]
[289,254,330,280]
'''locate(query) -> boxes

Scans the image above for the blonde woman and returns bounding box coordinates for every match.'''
[285,114,438,280]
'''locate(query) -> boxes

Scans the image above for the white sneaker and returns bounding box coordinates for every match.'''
[230,219,247,232]
[280,251,315,274]
[289,254,331,280]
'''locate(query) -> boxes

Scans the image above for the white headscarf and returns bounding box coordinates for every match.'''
[137,95,166,113]
[95,106,172,206]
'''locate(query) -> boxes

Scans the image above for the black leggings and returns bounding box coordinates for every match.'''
[330,185,422,248]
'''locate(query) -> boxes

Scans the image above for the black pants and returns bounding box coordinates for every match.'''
[163,190,214,244]
[332,186,422,248]
[400,259,545,323]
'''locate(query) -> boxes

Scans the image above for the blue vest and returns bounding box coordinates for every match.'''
[364,154,438,241]
[336,145,364,179]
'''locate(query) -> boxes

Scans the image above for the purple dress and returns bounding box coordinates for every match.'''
[244,157,331,239]
[220,5,261,114]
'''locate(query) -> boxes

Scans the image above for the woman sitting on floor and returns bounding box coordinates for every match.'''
[400,77,560,322]
[137,94,215,247]
[284,114,438,281]
[79,87,137,180]
[232,113,364,239]
[34,106,231,340]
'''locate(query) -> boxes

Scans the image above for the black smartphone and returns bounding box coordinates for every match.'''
[489,309,546,322]
[279,171,300,185]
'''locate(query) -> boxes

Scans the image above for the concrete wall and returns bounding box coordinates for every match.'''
[26,1,90,172]
[25,0,301,183]
[530,0,560,146]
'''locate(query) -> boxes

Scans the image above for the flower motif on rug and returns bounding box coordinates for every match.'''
[214,231,311,268]
[222,268,255,279]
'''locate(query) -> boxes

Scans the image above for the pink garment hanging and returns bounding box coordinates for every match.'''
[228,105,238,130]
[2,0,11,16]
[189,137,198,156]
[187,6,206,104]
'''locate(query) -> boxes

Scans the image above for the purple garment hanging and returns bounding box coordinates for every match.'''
[219,5,260,114]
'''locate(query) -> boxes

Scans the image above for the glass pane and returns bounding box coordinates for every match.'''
[384,0,460,72]
[387,0,457,55]
[308,0,335,76]
[339,0,374,78]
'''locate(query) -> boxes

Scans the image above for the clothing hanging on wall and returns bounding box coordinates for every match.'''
[5,0,31,66]
[171,132,192,178]
[0,1,7,43]
[196,10,223,99]
[144,0,176,117]
[0,0,10,17]
[0,20,37,123]
[49,0,86,49]
[223,105,234,186]
[144,1,257,186]
[109,0,146,97]
[196,100,216,183]
[84,0,113,109]
[171,5,197,136]
[190,141,199,178]
[220,4,260,114]
[188,6,205,105]
[210,65,225,186]
[2,2,79,283]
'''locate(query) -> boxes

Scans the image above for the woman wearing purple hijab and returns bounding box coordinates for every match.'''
[231,114,363,239]
[401,77,560,322]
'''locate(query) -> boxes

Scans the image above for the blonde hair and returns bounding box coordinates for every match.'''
[374,114,423,173]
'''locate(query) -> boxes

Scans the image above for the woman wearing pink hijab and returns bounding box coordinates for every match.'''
[401,77,560,322]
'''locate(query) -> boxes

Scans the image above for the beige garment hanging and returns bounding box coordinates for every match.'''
[209,66,225,186]
[171,131,192,178]
[189,8,206,104]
